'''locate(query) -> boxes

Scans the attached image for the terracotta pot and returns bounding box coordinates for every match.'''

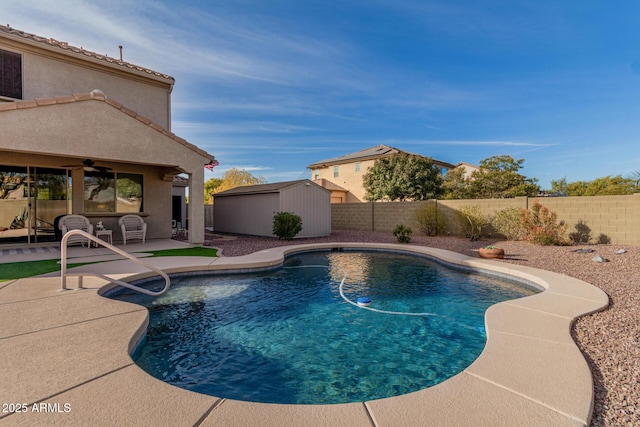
[478,247,505,259]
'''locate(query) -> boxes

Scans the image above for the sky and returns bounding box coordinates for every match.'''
[5,0,640,189]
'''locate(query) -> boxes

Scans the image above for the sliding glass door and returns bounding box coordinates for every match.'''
[0,166,70,245]
[33,168,70,243]
[0,166,30,244]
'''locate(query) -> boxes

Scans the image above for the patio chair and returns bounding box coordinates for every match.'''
[175,221,187,238]
[119,214,147,245]
[59,215,93,247]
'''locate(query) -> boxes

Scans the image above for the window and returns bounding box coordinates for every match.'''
[84,171,143,213]
[117,173,143,212]
[313,169,319,180]
[355,162,361,172]
[0,48,22,99]
[333,165,339,178]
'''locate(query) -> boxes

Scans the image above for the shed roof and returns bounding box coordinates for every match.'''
[215,179,329,197]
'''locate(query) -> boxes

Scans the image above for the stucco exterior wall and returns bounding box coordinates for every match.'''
[1,99,202,169]
[1,98,212,244]
[312,159,375,202]
[1,35,172,128]
[0,151,175,242]
[1,28,214,246]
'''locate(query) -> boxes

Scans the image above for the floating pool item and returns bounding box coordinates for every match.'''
[357,297,372,307]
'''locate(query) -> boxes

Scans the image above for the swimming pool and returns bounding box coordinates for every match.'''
[110,250,539,404]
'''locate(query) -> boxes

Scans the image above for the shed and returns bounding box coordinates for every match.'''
[213,179,331,238]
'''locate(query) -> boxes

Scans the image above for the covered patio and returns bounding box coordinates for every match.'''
[0,89,215,246]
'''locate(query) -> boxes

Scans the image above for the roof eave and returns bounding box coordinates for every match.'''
[0,25,174,85]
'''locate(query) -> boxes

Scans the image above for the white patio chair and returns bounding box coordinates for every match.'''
[59,215,93,247]
[119,214,147,245]
[175,221,187,237]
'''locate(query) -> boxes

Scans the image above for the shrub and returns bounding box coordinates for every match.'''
[492,207,525,240]
[272,211,302,240]
[597,233,611,244]
[454,205,490,241]
[393,224,412,243]
[413,203,446,236]
[519,201,569,246]
[569,220,592,244]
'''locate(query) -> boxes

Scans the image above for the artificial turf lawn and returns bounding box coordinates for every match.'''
[0,259,85,281]
[0,247,218,281]
[146,247,218,258]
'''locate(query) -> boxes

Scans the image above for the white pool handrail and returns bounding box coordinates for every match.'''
[60,229,171,296]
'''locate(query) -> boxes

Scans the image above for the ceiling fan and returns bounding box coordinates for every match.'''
[62,158,113,173]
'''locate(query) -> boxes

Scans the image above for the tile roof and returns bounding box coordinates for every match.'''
[307,144,455,169]
[1,24,173,82]
[313,178,348,192]
[0,89,215,162]
[307,144,401,168]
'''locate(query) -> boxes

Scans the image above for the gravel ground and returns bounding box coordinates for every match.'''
[197,230,639,426]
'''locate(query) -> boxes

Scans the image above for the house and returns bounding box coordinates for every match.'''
[213,180,331,238]
[307,144,455,203]
[454,162,480,179]
[0,25,215,246]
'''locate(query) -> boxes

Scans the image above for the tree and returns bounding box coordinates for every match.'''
[363,153,443,201]
[566,180,588,196]
[550,177,568,196]
[565,175,635,196]
[630,170,640,193]
[442,167,470,200]
[465,155,539,198]
[212,168,267,196]
[204,177,223,204]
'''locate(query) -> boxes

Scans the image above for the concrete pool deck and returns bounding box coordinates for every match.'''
[0,240,608,426]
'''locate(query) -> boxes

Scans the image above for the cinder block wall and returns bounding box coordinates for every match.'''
[331,194,640,245]
[331,203,374,230]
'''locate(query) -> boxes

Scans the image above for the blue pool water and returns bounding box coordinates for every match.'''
[109,250,539,404]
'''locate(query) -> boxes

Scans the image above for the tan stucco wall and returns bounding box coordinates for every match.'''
[0,98,211,244]
[0,151,175,242]
[1,36,172,128]
[187,168,206,244]
[0,99,201,169]
[312,159,375,202]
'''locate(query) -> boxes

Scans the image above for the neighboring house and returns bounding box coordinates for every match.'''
[312,178,348,204]
[455,162,480,179]
[307,144,455,203]
[214,180,331,238]
[0,24,215,245]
